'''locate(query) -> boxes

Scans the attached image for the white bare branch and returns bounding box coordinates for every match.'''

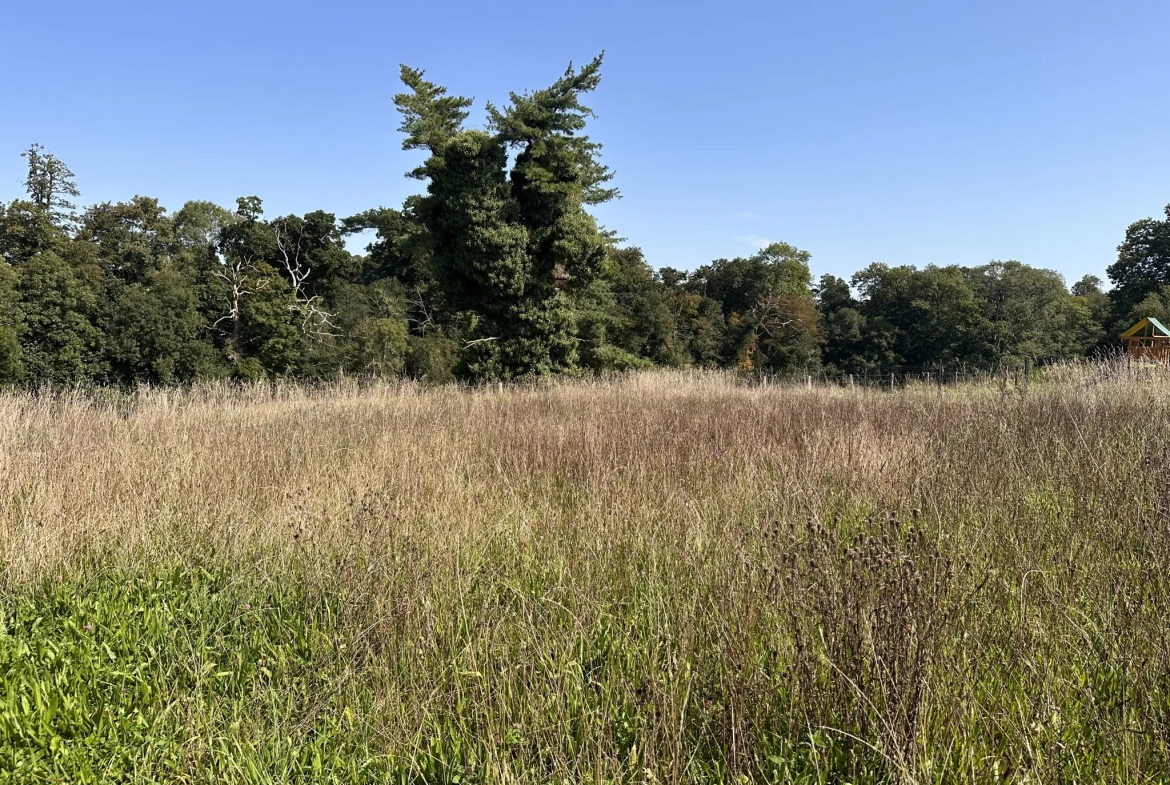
[750,294,803,338]
[273,224,338,341]
[407,291,435,331]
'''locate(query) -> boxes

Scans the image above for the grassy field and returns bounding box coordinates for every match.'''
[2,366,1170,783]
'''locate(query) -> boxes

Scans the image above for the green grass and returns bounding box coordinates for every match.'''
[0,555,882,785]
[0,563,381,784]
[5,518,1169,784]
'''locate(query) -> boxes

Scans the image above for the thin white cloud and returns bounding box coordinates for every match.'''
[734,233,776,249]
[737,211,760,221]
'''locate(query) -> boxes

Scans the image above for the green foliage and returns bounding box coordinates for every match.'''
[0,261,23,382]
[270,210,359,299]
[0,564,384,784]
[16,252,108,385]
[418,129,531,315]
[344,205,431,288]
[0,200,70,263]
[395,56,620,380]
[1071,274,1112,348]
[967,260,1093,364]
[692,242,811,316]
[325,279,411,377]
[173,200,237,252]
[1107,204,1170,317]
[405,331,460,383]
[459,294,581,380]
[77,196,174,283]
[851,263,992,368]
[596,248,689,366]
[394,65,474,159]
[237,265,302,377]
[691,242,819,372]
[106,266,226,384]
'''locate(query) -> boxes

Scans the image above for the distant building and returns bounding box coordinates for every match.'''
[1120,317,1170,360]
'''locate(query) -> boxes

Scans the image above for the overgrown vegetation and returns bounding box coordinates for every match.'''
[0,566,379,783]
[3,60,1167,385]
[3,365,1170,782]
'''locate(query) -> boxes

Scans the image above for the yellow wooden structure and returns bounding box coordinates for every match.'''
[1120,317,1170,360]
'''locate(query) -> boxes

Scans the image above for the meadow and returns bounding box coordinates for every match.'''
[2,365,1169,783]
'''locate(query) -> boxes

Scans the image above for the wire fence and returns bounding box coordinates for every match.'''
[753,353,1170,391]
[825,363,1029,390]
[756,360,1049,391]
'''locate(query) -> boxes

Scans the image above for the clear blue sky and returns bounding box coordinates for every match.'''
[2,0,1167,284]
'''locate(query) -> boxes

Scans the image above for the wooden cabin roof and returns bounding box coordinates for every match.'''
[1120,317,1170,340]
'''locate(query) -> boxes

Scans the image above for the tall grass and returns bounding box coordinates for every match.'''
[2,364,1170,782]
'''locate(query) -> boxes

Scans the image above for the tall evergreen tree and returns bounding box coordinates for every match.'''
[22,143,80,224]
[1,145,78,264]
[393,56,617,379]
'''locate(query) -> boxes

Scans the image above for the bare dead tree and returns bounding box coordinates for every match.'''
[273,225,338,341]
[213,253,268,364]
[406,290,435,331]
[750,294,804,338]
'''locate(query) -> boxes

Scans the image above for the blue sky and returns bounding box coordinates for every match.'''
[2,0,1167,285]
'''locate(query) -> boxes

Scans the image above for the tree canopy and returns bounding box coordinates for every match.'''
[0,60,1160,388]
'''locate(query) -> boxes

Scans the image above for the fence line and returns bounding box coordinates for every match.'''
[750,355,1170,390]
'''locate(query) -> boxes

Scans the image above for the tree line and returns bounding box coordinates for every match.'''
[2,56,1167,387]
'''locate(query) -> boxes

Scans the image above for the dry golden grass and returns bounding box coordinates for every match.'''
[3,364,1170,782]
[0,372,936,577]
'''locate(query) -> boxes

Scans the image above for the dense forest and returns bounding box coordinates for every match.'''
[2,56,1168,386]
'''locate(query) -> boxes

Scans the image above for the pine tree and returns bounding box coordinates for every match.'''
[393,56,618,379]
[22,144,81,225]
